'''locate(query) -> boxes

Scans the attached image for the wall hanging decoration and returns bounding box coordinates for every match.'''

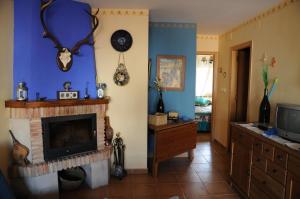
[113,54,130,86]
[40,0,99,72]
[16,82,28,101]
[112,132,127,180]
[57,81,79,100]
[111,30,133,52]
[111,29,133,86]
[157,55,186,91]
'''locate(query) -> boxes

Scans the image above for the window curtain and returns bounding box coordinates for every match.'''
[195,55,213,97]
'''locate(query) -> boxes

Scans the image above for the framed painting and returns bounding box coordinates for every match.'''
[157,55,186,91]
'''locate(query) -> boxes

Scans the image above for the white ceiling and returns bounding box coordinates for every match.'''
[78,0,282,35]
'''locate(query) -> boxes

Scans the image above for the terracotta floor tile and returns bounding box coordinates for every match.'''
[156,173,178,183]
[107,183,133,197]
[179,182,208,198]
[191,156,208,164]
[204,181,234,195]
[196,171,224,183]
[191,163,216,173]
[156,183,183,196]
[133,174,157,184]
[132,183,158,197]
[175,171,202,183]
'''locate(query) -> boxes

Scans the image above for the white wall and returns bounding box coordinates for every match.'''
[94,9,149,169]
[0,0,14,176]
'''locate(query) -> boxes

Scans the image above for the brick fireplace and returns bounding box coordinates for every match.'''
[5,98,111,197]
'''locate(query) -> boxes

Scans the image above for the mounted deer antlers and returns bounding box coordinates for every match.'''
[40,0,99,72]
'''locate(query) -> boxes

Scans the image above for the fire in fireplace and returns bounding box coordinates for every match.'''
[42,114,97,161]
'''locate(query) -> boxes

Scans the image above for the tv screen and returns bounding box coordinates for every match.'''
[276,104,300,143]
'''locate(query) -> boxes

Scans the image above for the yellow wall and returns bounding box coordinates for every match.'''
[0,0,13,176]
[94,9,149,169]
[215,1,300,147]
[197,35,219,52]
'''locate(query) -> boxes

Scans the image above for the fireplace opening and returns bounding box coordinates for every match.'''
[42,114,97,161]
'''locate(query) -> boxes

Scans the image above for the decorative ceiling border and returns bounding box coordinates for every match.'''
[94,9,149,16]
[149,22,196,29]
[197,35,219,40]
[220,0,299,38]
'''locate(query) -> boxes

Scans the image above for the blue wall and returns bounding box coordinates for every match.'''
[14,0,96,100]
[148,23,197,120]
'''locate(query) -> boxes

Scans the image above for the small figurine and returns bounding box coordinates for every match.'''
[35,92,47,101]
[63,81,72,91]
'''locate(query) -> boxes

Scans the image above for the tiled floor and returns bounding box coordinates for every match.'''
[61,133,240,199]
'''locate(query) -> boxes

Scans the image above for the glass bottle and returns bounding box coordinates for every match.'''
[259,88,271,124]
[156,92,164,113]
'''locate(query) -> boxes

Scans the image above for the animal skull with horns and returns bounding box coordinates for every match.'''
[40,0,99,72]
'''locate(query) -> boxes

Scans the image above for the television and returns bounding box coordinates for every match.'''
[276,103,300,143]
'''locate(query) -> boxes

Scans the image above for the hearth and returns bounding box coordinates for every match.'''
[42,113,97,161]
[5,99,111,198]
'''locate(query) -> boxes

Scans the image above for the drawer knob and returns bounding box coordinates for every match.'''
[277,155,283,161]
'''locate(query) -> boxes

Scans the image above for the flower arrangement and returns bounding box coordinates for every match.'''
[260,54,278,99]
[153,77,164,93]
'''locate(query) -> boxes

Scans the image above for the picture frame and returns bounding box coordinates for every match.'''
[157,55,186,91]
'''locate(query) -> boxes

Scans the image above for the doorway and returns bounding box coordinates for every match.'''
[228,41,252,147]
[235,47,250,122]
[195,52,217,141]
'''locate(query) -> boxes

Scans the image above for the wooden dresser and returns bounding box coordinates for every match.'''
[230,123,300,199]
[148,121,197,177]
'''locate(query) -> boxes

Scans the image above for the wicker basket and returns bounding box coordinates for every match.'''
[148,113,167,126]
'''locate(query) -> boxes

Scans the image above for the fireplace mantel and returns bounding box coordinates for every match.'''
[5,97,110,108]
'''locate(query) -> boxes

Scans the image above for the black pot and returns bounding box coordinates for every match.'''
[259,88,270,124]
[59,167,86,191]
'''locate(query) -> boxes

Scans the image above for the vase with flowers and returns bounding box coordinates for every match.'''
[153,77,165,113]
[259,54,279,124]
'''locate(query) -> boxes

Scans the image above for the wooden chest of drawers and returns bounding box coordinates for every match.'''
[230,123,300,199]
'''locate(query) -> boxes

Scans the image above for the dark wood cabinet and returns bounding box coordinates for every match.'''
[230,123,300,199]
[231,126,252,196]
[285,155,300,199]
[286,173,300,199]
[148,121,197,177]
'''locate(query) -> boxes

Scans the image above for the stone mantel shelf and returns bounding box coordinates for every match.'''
[5,97,110,108]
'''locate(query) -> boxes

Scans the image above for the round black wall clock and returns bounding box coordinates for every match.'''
[111,30,133,52]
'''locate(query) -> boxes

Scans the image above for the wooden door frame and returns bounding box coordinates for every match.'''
[196,51,218,142]
[227,41,252,149]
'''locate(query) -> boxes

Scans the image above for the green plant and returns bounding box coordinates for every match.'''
[262,64,269,89]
